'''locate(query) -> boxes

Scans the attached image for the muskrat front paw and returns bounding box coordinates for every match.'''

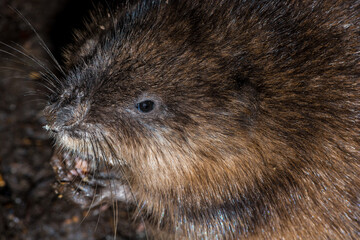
[50,152,131,209]
[50,152,89,182]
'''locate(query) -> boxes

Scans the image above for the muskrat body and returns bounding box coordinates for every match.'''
[45,0,360,239]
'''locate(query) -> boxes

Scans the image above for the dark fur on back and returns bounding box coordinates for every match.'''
[45,0,360,239]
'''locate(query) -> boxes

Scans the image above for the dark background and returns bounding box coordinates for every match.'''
[0,0,143,239]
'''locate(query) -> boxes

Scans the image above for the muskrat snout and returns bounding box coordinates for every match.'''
[44,90,90,136]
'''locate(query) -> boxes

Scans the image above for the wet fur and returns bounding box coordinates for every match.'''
[45,0,360,239]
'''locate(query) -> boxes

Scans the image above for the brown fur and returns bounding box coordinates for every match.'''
[45,0,360,239]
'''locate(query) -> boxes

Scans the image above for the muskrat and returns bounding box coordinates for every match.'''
[44,0,360,239]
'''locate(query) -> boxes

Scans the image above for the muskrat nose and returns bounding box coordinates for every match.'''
[43,105,79,133]
[56,107,78,128]
[44,100,90,134]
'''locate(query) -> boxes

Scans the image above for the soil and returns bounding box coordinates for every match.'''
[0,0,143,239]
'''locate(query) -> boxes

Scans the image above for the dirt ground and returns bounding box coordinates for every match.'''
[0,0,143,239]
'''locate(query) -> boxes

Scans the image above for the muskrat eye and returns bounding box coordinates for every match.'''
[136,100,155,113]
[49,93,59,104]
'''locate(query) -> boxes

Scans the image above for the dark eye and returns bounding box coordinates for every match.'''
[136,100,155,113]
[49,93,59,104]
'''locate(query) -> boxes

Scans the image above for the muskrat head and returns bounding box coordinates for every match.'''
[44,38,259,184]
[44,1,263,213]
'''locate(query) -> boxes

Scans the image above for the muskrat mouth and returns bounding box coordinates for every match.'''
[53,132,124,167]
[53,130,102,163]
[52,149,123,183]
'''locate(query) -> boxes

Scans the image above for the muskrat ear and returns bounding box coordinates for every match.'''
[234,74,251,90]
